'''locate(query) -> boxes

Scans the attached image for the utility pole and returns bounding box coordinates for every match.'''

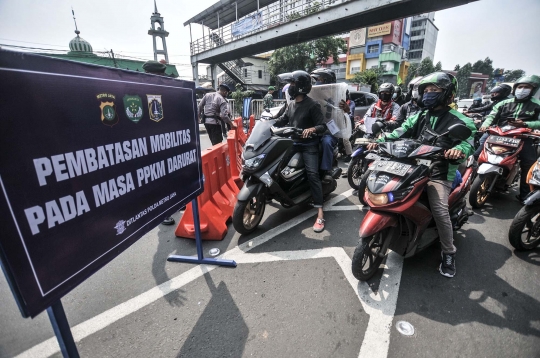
[110,49,118,68]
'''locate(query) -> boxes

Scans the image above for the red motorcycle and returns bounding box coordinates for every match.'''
[469,125,539,208]
[351,125,474,281]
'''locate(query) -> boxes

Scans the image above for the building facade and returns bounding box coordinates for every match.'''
[407,12,438,63]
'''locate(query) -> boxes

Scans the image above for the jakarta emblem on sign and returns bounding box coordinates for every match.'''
[0,50,203,318]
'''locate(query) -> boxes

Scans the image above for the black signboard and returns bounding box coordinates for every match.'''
[0,50,203,317]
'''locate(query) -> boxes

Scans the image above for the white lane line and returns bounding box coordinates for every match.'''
[16,188,404,358]
[325,204,364,211]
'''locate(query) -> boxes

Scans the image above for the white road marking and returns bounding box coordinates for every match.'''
[15,188,403,358]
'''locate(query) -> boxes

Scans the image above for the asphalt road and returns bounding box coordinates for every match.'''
[1,153,539,358]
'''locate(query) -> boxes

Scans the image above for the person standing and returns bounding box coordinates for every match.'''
[198,84,237,146]
[263,86,275,109]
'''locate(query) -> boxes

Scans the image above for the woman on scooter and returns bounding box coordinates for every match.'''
[479,75,540,202]
[367,72,476,278]
[274,70,328,232]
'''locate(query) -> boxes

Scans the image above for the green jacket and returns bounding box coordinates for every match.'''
[378,107,476,181]
[481,97,540,128]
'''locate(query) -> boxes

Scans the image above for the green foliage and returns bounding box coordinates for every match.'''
[286,1,321,20]
[230,83,254,117]
[471,57,494,89]
[268,36,346,81]
[503,69,526,82]
[404,58,438,88]
[350,67,385,93]
[455,62,472,98]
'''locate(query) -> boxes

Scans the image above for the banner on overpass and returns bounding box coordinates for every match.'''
[0,50,203,317]
[232,11,263,37]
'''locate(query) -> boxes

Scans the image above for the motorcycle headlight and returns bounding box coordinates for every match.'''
[367,191,389,206]
[488,145,510,155]
[243,154,266,169]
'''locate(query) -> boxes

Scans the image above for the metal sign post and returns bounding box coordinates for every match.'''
[167,198,236,267]
[47,300,80,358]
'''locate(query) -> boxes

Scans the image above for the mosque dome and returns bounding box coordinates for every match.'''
[69,30,93,53]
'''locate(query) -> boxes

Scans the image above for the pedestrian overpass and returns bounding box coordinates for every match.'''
[185,0,478,85]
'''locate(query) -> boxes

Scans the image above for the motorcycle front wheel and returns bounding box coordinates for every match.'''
[351,228,389,281]
[469,173,496,208]
[232,189,266,235]
[508,204,540,251]
[347,157,365,190]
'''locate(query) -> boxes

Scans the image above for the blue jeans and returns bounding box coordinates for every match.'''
[320,134,337,171]
[292,144,324,207]
[473,132,489,158]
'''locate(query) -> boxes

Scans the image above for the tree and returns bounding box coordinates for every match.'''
[455,62,472,98]
[471,57,494,89]
[503,69,526,82]
[404,57,437,87]
[351,67,385,93]
[435,61,443,71]
[268,36,346,82]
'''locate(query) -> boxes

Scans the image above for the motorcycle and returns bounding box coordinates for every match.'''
[232,119,340,234]
[463,112,484,150]
[508,155,540,250]
[469,125,540,208]
[351,124,474,281]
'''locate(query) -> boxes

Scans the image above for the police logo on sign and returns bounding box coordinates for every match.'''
[97,93,119,127]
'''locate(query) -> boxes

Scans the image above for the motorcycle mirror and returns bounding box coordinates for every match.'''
[371,121,385,136]
[447,124,471,140]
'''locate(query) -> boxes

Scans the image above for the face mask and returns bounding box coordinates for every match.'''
[515,88,532,100]
[314,81,323,86]
[288,84,300,98]
[422,92,442,108]
[379,92,392,102]
[392,93,397,99]
[412,90,419,100]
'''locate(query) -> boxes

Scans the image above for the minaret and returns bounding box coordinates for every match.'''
[148,0,169,62]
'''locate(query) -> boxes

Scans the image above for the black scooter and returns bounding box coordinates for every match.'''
[233,119,340,234]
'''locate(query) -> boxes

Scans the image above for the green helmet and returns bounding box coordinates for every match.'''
[417,71,458,108]
[513,75,540,96]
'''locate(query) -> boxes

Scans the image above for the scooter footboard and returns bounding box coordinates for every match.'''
[359,210,399,238]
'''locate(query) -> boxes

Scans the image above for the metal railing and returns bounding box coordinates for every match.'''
[190,0,343,56]
[250,99,287,119]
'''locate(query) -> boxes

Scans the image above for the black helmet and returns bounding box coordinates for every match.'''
[310,68,336,84]
[473,97,482,104]
[490,84,512,99]
[395,86,402,96]
[278,70,312,98]
[219,83,231,93]
[378,83,395,102]
[512,75,540,96]
[417,71,458,109]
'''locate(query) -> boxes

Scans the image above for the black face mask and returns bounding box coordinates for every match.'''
[422,92,442,108]
[288,84,300,98]
[379,92,392,102]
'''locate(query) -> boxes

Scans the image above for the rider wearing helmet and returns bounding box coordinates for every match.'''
[274,70,327,232]
[367,71,476,278]
[362,83,401,131]
[198,83,236,145]
[396,77,423,125]
[469,97,483,111]
[309,68,351,175]
[470,84,513,159]
[392,86,406,106]
[480,75,540,201]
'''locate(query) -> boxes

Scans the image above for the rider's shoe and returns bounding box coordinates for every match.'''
[439,252,456,278]
[313,218,325,232]
[161,216,175,225]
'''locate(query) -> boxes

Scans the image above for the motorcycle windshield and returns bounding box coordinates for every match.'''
[379,140,420,158]
[245,119,276,151]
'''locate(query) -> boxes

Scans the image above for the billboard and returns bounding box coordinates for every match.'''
[349,28,366,48]
[0,50,203,317]
[232,11,264,37]
[368,23,391,37]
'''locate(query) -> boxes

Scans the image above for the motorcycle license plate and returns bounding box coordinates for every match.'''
[355,138,371,145]
[416,159,432,166]
[486,135,520,147]
[370,160,411,176]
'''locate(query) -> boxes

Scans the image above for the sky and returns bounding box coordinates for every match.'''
[0,0,539,79]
